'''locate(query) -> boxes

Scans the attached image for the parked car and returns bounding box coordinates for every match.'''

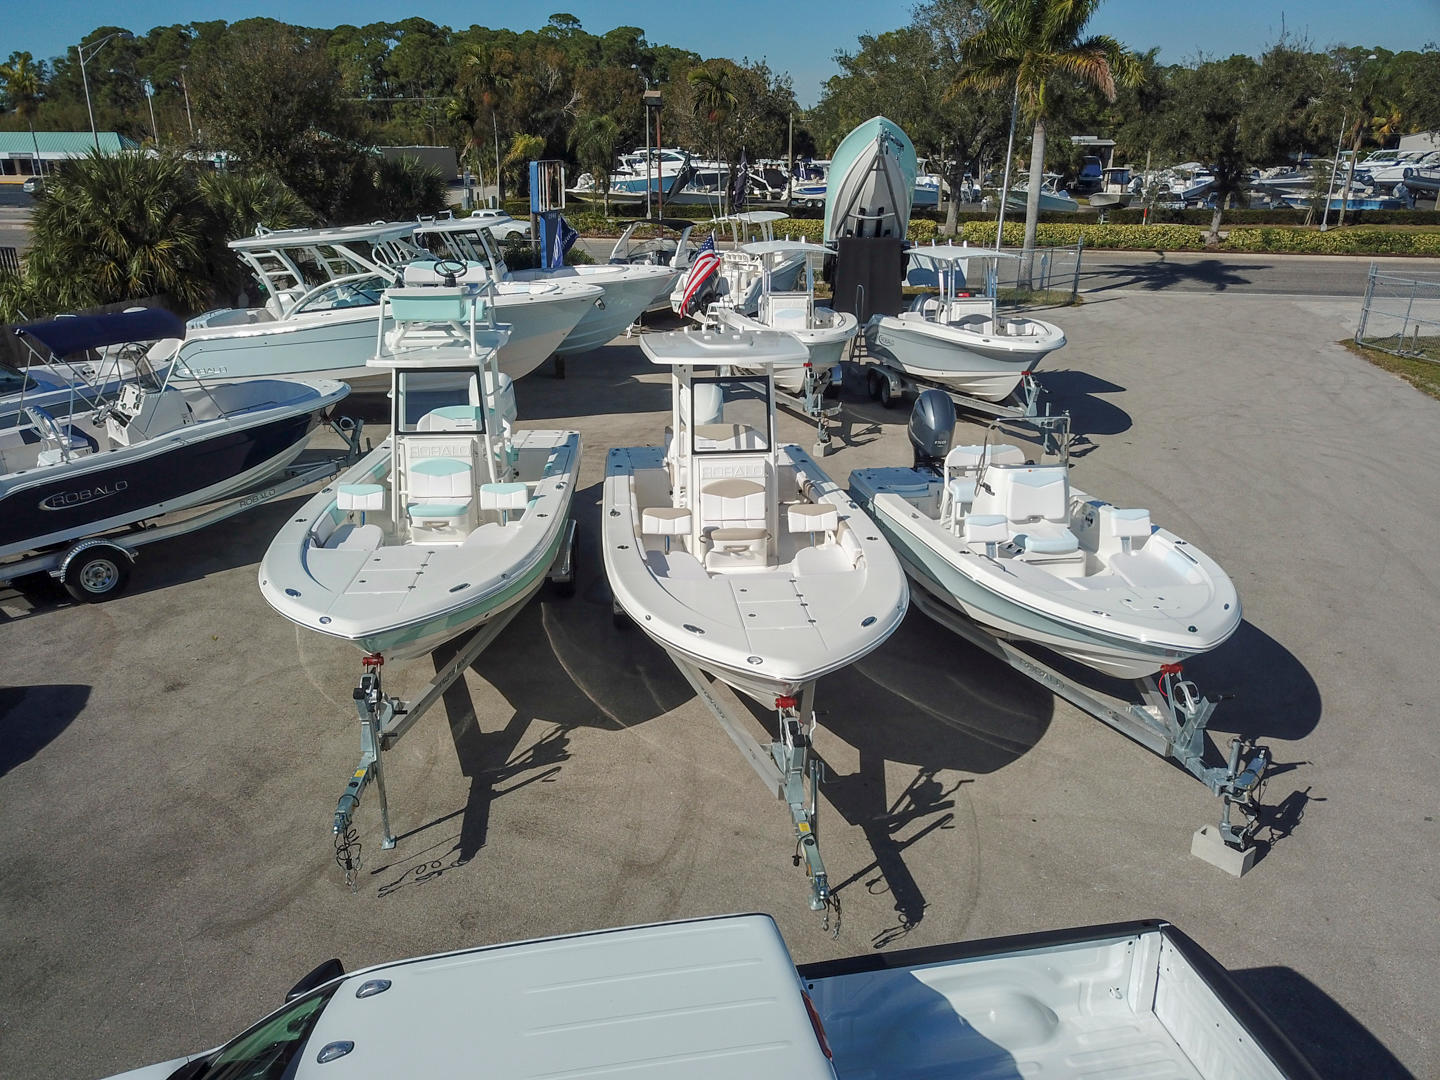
[22,176,44,194]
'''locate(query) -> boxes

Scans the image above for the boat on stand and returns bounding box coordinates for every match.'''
[849,397,1271,870]
[258,278,581,865]
[603,326,908,915]
[822,116,918,243]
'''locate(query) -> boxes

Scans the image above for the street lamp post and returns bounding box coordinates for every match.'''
[632,65,651,218]
[76,31,131,151]
[110,68,160,147]
[180,65,195,139]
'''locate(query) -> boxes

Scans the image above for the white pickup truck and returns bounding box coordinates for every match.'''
[106,915,1319,1080]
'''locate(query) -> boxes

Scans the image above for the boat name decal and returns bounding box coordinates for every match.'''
[698,464,763,480]
[409,441,471,458]
[186,365,229,377]
[40,480,129,511]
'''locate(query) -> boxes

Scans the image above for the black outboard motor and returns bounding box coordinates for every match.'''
[908,389,955,472]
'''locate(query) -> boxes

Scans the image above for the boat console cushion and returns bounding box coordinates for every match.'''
[768,295,809,330]
[409,503,470,519]
[1104,506,1152,539]
[964,515,1009,545]
[409,456,473,497]
[387,285,471,324]
[946,443,1026,472]
[479,482,530,512]
[1013,526,1081,556]
[419,406,486,432]
[788,503,839,535]
[337,483,385,511]
[642,506,693,537]
[998,466,1069,523]
[700,479,768,532]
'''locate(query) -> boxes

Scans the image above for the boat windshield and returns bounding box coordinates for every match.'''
[395,368,483,434]
[0,361,35,395]
[691,375,771,453]
[194,983,339,1080]
[290,274,390,315]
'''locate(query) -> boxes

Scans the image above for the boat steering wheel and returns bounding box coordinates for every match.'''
[434,258,468,287]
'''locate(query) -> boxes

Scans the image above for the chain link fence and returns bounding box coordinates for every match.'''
[992,241,1085,305]
[1357,263,1440,363]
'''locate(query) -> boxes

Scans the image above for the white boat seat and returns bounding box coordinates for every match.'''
[479,481,529,523]
[406,456,474,538]
[787,502,838,546]
[964,514,1009,552]
[27,405,95,462]
[945,443,1026,472]
[418,406,486,432]
[1103,506,1152,553]
[767,294,809,330]
[1012,526,1081,556]
[996,465,1069,523]
[947,478,977,507]
[328,522,384,551]
[705,527,769,570]
[337,483,385,512]
[410,503,470,519]
[642,506,692,553]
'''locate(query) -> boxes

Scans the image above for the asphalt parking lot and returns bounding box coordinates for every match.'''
[2,289,1437,1079]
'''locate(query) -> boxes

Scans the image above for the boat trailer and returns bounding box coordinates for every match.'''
[772,362,843,458]
[908,582,1269,877]
[663,654,838,929]
[0,417,366,602]
[332,520,577,888]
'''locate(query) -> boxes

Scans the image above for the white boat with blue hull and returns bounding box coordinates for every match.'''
[848,406,1240,680]
[259,285,581,662]
[822,116,917,243]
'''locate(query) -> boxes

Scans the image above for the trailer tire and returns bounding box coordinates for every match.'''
[866,369,882,401]
[877,376,897,409]
[612,599,631,629]
[62,544,131,602]
[552,528,578,598]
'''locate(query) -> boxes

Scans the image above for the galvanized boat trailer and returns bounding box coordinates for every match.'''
[908,582,1270,877]
[331,519,578,887]
[771,363,843,458]
[663,655,838,928]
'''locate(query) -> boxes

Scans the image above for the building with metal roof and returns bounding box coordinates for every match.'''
[0,132,141,181]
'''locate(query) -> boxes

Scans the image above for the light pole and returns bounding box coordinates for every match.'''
[76,31,132,151]
[110,68,159,147]
[180,65,195,140]
[994,77,1020,250]
[632,64,651,218]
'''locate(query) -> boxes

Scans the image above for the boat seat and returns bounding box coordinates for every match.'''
[479,481,529,524]
[787,502,838,546]
[699,478,770,567]
[1012,523,1081,556]
[27,405,96,464]
[338,483,385,512]
[327,522,384,551]
[406,456,475,539]
[706,527,769,570]
[964,514,1009,555]
[418,406,487,432]
[642,506,692,553]
[1101,506,1152,554]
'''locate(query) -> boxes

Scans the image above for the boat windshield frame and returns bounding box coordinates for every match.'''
[393,365,489,435]
[688,372,773,456]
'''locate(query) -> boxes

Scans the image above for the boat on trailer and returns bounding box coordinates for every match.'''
[859,245,1066,405]
[603,326,907,912]
[1,309,350,600]
[103,913,1320,1080]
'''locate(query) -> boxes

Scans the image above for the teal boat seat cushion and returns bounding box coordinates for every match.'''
[410,457,470,477]
[409,503,470,518]
[1013,530,1080,554]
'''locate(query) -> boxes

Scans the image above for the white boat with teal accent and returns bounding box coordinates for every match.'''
[821,116,917,243]
[259,284,581,661]
[849,403,1240,680]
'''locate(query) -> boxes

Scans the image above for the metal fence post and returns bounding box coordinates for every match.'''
[1356,261,1375,344]
[1072,238,1084,302]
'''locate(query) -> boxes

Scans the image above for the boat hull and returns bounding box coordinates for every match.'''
[509,265,680,355]
[863,316,1063,401]
[713,308,857,393]
[0,383,344,560]
[822,117,917,243]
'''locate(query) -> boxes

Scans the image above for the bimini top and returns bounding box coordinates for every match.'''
[710,210,790,228]
[640,327,809,368]
[14,308,186,358]
[908,244,1021,263]
[228,221,417,252]
[739,239,831,258]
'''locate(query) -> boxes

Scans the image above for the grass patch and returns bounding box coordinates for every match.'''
[998,287,1082,308]
[1343,338,1440,400]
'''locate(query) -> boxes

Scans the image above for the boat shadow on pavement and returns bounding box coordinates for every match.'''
[0,683,90,779]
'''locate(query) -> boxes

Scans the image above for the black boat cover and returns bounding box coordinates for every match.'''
[14,308,186,358]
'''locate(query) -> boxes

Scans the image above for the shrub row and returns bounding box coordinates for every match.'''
[1221,227,1440,255]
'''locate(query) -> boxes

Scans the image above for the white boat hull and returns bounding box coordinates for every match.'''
[711,307,857,393]
[863,314,1064,401]
[509,265,680,355]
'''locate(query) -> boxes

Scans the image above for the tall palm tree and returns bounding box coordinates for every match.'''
[25,150,212,314]
[570,113,620,215]
[0,52,47,181]
[688,64,738,174]
[956,0,1137,284]
[458,46,512,202]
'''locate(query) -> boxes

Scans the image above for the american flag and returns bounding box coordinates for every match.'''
[680,233,721,316]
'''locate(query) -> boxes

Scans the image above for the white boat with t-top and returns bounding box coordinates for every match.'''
[156,223,600,386]
[603,327,907,707]
[849,402,1241,679]
[862,245,1066,402]
[259,283,581,661]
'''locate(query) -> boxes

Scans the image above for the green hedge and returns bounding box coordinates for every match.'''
[1104,206,1439,227]
[1221,227,1440,255]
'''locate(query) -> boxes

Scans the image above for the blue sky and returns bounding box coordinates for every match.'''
[10,0,1437,107]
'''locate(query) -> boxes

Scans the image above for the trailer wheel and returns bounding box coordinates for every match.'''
[62,544,131,602]
[612,599,631,629]
[877,375,897,409]
[552,527,578,598]
[866,369,882,401]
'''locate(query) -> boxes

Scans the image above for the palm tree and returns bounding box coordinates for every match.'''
[199,171,314,302]
[502,133,546,197]
[570,113,620,215]
[956,0,1138,284]
[25,150,212,315]
[0,52,47,182]
[458,46,512,202]
[688,64,738,172]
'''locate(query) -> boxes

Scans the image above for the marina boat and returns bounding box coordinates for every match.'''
[603,327,907,707]
[1355,148,1440,191]
[2,309,348,567]
[849,401,1242,679]
[156,222,600,386]
[666,211,803,315]
[412,212,679,356]
[699,242,858,395]
[1004,173,1081,213]
[608,218,700,312]
[1280,190,1406,212]
[102,913,1319,1080]
[861,245,1066,403]
[1087,166,1137,211]
[821,116,917,243]
[259,282,581,661]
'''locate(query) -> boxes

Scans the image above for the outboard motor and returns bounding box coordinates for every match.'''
[908,389,955,471]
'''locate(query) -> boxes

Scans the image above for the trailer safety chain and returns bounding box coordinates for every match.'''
[335,823,362,892]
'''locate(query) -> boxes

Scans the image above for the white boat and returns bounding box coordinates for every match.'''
[102,913,1320,1080]
[2,310,348,570]
[849,402,1241,679]
[608,218,700,313]
[259,284,581,661]
[1004,173,1081,213]
[861,245,1066,402]
[412,213,679,356]
[700,242,857,395]
[666,211,798,315]
[602,327,907,707]
[156,223,601,386]
[822,116,917,242]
